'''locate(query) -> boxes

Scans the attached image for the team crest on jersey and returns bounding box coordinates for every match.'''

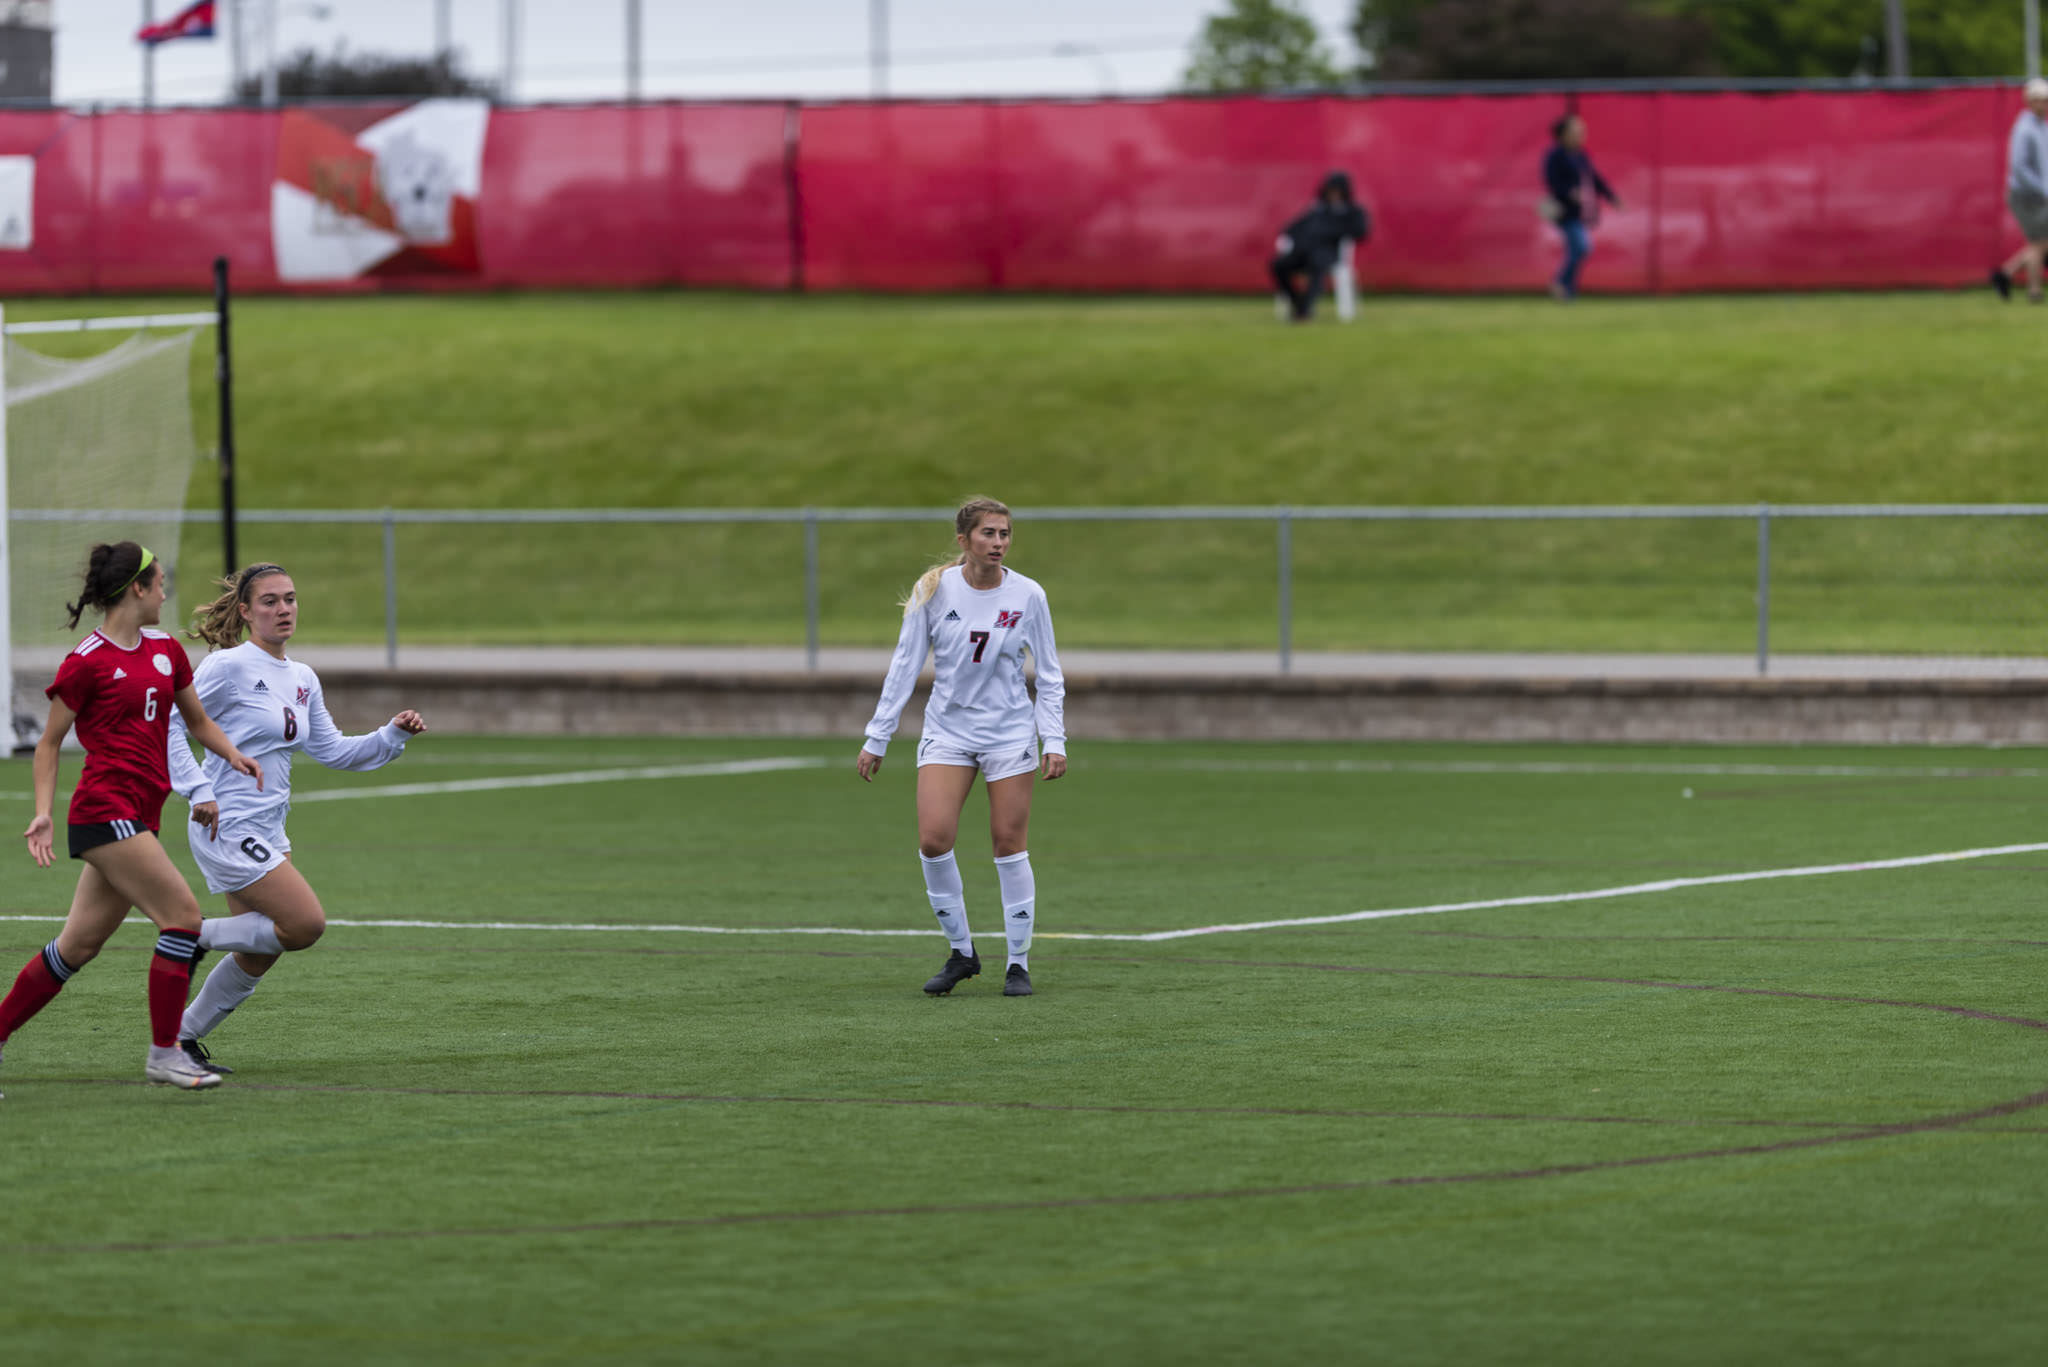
[152,654,174,675]
[296,685,311,706]
[994,611,1022,629]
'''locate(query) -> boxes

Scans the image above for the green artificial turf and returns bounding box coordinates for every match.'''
[6,291,2047,653]
[2,735,2045,1363]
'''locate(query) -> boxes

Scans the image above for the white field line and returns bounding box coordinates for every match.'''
[0,755,826,803]
[287,756,826,803]
[1090,759,2048,780]
[4,756,2044,803]
[8,841,2044,942]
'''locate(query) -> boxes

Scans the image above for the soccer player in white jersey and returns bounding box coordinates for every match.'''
[167,563,428,1074]
[857,496,1066,998]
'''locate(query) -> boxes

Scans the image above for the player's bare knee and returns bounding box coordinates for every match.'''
[158,892,203,933]
[918,835,955,858]
[992,832,1028,858]
[278,915,326,952]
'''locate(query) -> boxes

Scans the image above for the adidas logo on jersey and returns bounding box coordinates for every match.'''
[943,610,961,621]
[253,680,268,691]
[112,668,127,680]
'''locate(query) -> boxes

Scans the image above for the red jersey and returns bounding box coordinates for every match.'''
[46,627,194,830]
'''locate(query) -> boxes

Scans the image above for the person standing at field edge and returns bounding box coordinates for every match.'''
[1543,114,1620,301]
[4,542,265,1094]
[1270,171,1370,322]
[1991,78,2048,302]
[856,496,1066,999]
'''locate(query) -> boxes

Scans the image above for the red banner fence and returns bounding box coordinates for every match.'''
[0,89,2023,296]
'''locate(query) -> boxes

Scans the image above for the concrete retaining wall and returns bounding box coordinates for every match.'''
[314,669,2048,746]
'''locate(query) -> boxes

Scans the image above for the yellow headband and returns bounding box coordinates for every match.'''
[117,546,156,597]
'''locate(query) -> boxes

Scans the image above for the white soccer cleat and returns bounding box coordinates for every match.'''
[145,1043,222,1090]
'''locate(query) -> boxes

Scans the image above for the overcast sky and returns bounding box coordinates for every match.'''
[55,1,1363,104]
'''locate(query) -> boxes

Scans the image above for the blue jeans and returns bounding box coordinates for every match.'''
[1555,220,1591,297]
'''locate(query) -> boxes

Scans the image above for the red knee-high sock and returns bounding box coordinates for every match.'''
[147,928,202,1048]
[0,943,75,1042]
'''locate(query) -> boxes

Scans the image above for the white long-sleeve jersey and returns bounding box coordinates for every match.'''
[862,565,1065,758]
[169,641,410,824]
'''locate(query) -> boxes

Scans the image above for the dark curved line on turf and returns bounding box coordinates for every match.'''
[15,968,2047,1256]
[16,1086,2048,1257]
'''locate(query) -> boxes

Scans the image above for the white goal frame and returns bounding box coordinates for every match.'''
[2,305,222,752]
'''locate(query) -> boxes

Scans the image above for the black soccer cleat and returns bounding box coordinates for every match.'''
[1003,965,1033,997]
[1992,267,2014,301]
[180,1037,233,1076]
[922,950,981,996]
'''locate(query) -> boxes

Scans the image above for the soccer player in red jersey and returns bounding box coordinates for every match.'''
[3,542,263,1093]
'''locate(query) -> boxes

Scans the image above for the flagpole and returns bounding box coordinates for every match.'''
[501,0,519,103]
[141,1,156,108]
[230,0,246,102]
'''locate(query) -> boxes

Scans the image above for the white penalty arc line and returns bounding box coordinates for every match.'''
[11,841,2042,941]
[331,840,2048,941]
[1096,759,2048,780]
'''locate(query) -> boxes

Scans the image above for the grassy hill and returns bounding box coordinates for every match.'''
[7,291,2044,652]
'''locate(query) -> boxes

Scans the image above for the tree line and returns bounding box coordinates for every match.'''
[1186,0,2042,90]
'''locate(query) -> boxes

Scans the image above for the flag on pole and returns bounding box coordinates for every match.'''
[137,1,217,45]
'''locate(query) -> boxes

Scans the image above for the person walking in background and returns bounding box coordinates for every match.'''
[169,563,427,1075]
[1270,171,1370,322]
[1991,79,2048,302]
[1543,114,1621,301]
[5,542,263,1093]
[856,497,1066,999]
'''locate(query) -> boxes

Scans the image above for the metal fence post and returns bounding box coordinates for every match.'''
[1277,508,1293,675]
[1755,503,1771,677]
[382,508,399,670]
[804,508,820,671]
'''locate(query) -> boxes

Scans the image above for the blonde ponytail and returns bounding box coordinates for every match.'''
[902,496,1011,610]
[188,562,288,650]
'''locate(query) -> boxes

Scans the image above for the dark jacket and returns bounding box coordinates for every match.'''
[1543,146,1616,224]
[1280,199,1370,269]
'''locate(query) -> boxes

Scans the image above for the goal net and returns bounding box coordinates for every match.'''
[4,325,203,750]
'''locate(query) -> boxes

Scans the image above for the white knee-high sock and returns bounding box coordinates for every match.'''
[920,850,975,955]
[994,851,1035,969]
[180,955,265,1042]
[198,912,283,957]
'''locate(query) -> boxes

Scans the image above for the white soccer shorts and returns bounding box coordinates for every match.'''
[189,813,293,894]
[915,731,1040,783]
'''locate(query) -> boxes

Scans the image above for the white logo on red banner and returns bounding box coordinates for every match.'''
[271,99,488,283]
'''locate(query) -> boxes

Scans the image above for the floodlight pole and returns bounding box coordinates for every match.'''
[1885,0,1908,81]
[436,0,453,59]
[2030,0,2042,80]
[229,0,246,100]
[261,0,280,106]
[870,0,888,97]
[501,0,520,102]
[626,0,642,101]
[214,257,239,578]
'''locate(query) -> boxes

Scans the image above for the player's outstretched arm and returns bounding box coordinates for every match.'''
[23,699,76,867]
[174,685,263,790]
